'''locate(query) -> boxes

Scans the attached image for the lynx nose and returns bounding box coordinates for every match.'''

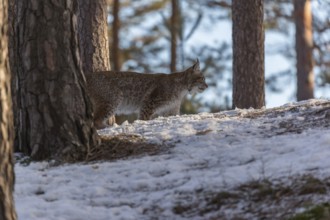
[199,82,208,91]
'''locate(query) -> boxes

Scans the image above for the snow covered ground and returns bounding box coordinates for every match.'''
[14,99,330,220]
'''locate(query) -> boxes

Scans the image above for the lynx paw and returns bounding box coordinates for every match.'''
[108,115,116,126]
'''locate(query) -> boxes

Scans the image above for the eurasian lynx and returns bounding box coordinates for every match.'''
[86,60,208,129]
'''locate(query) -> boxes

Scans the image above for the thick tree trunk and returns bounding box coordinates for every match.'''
[0,0,17,219]
[294,0,314,101]
[10,0,99,162]
[170,0,179,72]
[232,0,265,109]
[111,0,121,71]
[8,0,19,152]
[78,0,111,73]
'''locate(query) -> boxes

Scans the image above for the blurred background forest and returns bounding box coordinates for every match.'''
[106,0,330,113]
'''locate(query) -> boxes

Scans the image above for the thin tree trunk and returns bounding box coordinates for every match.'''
[78,0,111,73]
[0,0,17,218]
[78,0,113,124]
[112,0,121,71]
[10,0,99,162]
[294,0,314,101]
[170,0,179,72]
[232,0,265,109]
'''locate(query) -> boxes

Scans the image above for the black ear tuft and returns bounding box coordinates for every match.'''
[192,59,200,71]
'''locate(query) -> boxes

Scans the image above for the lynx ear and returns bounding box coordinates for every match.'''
[192,59,200,72]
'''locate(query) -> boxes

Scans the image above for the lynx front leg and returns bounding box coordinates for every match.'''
[164,104,180,117]
[140,88,171,120]
[139,103,154,120]
[139,98,160,120]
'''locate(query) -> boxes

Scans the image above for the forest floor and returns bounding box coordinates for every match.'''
[15,99,330,220]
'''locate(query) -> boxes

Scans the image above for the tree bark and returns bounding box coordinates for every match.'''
[170,0,179,72]
[232,0,265,109]
[78,0,113,124]
[111,0,121,71]
[78,0,111,73]
[294,0,314,101]
[9,0,100,162]
[0,0,17,218]
[8,0,19,152]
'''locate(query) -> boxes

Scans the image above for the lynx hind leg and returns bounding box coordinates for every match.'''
[93,103,114,129]
[92,102,114,129]
[107,115,116,126]
[93,90,123,129]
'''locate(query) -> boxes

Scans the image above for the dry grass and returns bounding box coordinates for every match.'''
[171,174,330,220]
[86,134,170,162]
[288,203,330,220]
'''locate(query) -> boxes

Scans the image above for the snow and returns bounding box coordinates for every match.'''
[14,99,330,220]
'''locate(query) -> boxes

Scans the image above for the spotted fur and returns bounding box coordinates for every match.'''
[86,60,208,129]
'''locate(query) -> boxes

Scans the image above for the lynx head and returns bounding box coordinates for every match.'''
[186,59,208,94]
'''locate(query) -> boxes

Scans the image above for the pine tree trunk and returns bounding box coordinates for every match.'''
[294,0,314,101]
[111,0,121,71]
[78,0,113,124]
[78,0,111,73]
[0,0,17,218]
[9,0,100,162]
[170,0,179,72]
[232,0,265,109]
[8,0,19,152]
